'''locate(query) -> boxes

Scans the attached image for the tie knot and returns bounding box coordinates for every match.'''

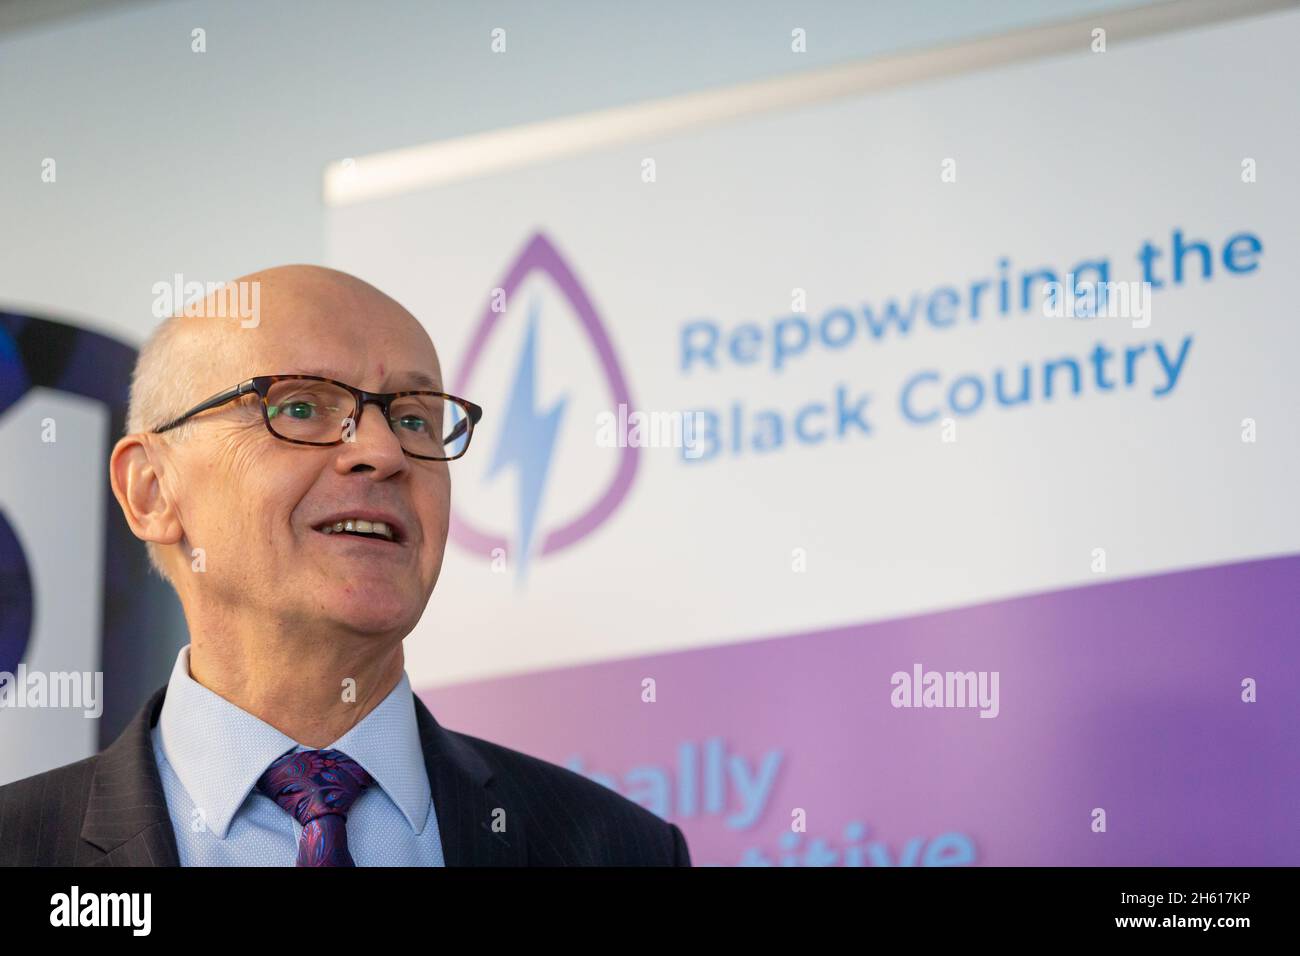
[256,748,373,827]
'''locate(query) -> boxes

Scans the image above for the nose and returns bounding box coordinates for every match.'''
[333,398,408,477]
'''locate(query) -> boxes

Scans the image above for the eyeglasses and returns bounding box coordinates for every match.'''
[151,374,483,461]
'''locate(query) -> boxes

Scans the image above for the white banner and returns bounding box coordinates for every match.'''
[327,8,1300,688]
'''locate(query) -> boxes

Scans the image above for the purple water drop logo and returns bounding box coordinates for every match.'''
[449,232,639,571]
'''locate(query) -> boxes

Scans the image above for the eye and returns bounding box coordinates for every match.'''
[276,400,317,420]
[394,414,428,433]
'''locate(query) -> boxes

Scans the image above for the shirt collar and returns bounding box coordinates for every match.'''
[156,644,431,839]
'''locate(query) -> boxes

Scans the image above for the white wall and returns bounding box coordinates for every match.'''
[0,0,1151,343]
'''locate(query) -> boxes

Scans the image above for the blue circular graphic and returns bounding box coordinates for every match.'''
[0,323,34,672]
[0,512,33,674]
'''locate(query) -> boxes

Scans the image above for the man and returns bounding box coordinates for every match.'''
[0,265,690,866]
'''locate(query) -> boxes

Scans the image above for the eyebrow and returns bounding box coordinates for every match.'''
[293,369,442,391]
[403,371,442,390]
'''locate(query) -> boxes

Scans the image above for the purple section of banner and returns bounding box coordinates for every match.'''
[418,554,1299,865]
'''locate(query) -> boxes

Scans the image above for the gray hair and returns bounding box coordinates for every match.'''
[124,314,207,584]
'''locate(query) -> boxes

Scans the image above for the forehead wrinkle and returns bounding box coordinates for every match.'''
[247,296,440,384]
[190,265,439,393]
[283,367,443,391]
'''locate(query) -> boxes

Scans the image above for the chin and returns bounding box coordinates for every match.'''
[330,595,418,637]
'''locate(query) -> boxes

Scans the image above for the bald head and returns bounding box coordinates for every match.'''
[128,265,436,436]
[124,264,445,582]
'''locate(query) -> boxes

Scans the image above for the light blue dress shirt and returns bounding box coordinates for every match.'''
[149,645,445,866]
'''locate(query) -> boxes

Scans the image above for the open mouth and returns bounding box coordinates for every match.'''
[313,518,401,543]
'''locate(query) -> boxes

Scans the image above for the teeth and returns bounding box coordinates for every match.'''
[318,518,396,541]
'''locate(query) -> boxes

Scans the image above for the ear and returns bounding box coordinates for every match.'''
[109,434,184,548]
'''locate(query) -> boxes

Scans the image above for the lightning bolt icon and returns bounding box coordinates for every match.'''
[487,298,566,583]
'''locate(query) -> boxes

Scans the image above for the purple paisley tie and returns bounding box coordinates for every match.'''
[256,749,373,866]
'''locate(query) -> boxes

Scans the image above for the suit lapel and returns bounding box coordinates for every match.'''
[78,684,521,866]
[413,694,527,866]
[81,686,181,867]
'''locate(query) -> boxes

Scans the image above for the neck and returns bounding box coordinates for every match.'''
[184,616,405,749]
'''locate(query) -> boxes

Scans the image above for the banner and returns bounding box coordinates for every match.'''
[325,9,1300,864]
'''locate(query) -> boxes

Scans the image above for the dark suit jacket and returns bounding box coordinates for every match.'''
[0,685,691,866]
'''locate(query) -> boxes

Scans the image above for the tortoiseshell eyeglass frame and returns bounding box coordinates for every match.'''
[150,374,483,461]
